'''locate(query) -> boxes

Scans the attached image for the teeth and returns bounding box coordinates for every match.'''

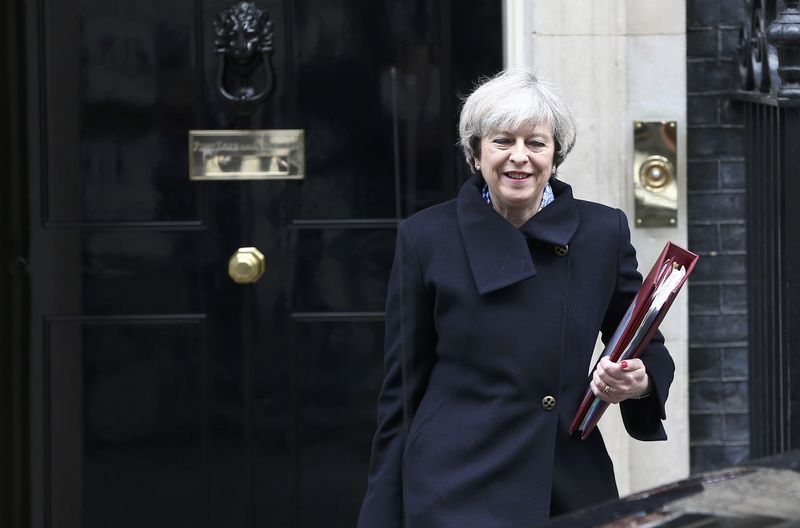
[507,173,529,179]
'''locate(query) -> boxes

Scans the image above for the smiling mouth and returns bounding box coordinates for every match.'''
[504,172,531,180]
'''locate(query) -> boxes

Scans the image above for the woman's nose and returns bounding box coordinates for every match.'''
[509,141,528,163]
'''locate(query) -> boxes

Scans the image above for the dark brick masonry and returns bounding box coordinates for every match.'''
[686,0,750,472]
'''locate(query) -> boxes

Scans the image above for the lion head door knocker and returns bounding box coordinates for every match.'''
[213,1,275,119]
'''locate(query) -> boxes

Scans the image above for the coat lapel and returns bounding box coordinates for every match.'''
[519,178,580,247]
[456,175,580,295]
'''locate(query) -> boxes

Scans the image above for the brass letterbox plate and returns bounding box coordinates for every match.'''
[633,121,678,227]
[189,130,305,181]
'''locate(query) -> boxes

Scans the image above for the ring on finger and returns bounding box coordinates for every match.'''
[603,384,611,394]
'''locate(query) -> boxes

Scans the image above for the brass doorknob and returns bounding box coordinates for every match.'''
[228,247,265,284]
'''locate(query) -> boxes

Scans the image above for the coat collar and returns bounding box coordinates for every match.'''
[457,174,580,295]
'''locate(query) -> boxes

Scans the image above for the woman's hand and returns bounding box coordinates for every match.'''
[590,357,651,404]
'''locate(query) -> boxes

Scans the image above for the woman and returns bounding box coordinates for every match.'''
[358,69,675,527]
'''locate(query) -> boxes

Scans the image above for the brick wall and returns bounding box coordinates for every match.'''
[686,0,750,473]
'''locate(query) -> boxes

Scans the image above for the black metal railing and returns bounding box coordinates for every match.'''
[735,0,800,457]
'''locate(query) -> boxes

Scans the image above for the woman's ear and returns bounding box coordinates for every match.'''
[474,158,481,171]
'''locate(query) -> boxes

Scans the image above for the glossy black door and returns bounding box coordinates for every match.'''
[23,1,501,527]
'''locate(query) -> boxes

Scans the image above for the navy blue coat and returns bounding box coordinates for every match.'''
[358,175,675,527]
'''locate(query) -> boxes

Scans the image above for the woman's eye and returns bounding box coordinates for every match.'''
[492,137,511,145]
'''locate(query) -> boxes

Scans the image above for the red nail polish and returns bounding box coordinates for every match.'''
[621,361,628,369]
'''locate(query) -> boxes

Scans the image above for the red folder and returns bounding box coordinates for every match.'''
[569,241,699,440]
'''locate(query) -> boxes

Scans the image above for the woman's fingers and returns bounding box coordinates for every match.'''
[593,357,648,402]
[620,358,645,373]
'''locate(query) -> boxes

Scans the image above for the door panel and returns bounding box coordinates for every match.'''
[294,320,386,525]
[25,0,502,526]
[42,0,200,225]
[292,228,396,313]
[80,231,206,313]
[48,318,206,527]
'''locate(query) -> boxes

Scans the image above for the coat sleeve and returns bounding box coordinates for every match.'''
[357,220,437,527]
[599,209,676,441]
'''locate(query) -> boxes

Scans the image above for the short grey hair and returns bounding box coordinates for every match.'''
[458,69,577,170]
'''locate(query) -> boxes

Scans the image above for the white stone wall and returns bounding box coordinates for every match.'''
[503,0,689,495]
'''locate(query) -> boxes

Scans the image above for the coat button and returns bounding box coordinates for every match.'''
[554,244,569,257]
[542,395,557,411]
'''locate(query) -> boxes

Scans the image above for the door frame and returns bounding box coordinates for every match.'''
[1,0,30,527]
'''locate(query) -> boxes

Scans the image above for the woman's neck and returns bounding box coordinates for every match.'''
[492,192,543,228]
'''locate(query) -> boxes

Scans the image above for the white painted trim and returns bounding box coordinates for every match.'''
[503,0,528,68]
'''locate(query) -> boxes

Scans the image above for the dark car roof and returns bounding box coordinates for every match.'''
[544,450,800,527]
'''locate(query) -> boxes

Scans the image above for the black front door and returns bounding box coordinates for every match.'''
[20,1,501,527]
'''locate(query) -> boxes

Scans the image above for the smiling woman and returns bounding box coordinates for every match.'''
[459,70,577,227]
[476,125,556,226]
[358,69,674,527]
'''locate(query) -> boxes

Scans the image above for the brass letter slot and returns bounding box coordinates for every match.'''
[189,129,304,181]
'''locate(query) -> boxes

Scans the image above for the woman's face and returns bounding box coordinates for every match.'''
[477,123,556,224]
